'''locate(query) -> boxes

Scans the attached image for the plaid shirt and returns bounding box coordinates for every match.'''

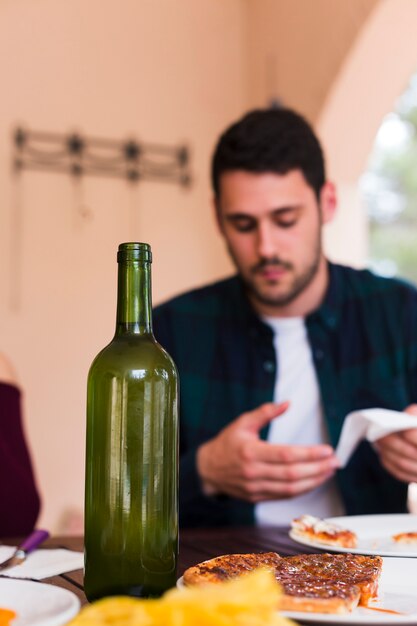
[154,263,417,527]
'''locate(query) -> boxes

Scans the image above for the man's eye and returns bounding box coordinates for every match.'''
[231,220,256,232]
[273,212,298,228]
[277,219,297,228]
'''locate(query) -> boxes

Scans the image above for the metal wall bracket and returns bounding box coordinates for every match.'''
[13,127,191,187]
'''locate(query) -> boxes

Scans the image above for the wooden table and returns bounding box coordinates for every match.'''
[38,525,316,607]
[6,527,412,625]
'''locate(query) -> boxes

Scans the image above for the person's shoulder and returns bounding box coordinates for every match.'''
[0,353,19,386]
[331,262,417,299]
[154,275,241,317]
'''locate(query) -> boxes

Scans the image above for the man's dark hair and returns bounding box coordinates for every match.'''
[211,108,326,200]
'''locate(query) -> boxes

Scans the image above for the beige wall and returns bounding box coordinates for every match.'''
[245,0,378,119]
[0,0,244,530]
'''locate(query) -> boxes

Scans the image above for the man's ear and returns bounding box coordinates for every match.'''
[320,181,337,224]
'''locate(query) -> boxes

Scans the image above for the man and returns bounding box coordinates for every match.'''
[154,108,417,527]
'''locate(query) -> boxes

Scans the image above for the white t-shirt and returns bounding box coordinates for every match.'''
[255,317,344,525]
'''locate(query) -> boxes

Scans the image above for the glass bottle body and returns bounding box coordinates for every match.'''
[84,244,178,601]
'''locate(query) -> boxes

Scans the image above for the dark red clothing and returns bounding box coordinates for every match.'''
[0,382,40,536]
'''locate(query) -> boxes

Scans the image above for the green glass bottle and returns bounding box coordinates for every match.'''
[84,242,178,602]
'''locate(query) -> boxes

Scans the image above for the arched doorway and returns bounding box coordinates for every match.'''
[361,79,417,284]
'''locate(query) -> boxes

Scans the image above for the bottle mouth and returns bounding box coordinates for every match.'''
[117,242,152,263]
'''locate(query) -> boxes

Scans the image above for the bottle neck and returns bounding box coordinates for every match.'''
[115,260,153,336]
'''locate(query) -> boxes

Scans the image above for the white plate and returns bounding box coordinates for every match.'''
[0,578,80,626]
[289,514,417,557]
[178,557,417,624]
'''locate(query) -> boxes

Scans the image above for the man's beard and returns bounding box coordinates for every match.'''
[240,243,321,309]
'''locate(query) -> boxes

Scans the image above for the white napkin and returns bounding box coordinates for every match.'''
[335,408,417,468]
[0,546,83,580]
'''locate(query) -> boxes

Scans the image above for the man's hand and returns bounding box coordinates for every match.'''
[196,402,340,502]
[374,404,417,483]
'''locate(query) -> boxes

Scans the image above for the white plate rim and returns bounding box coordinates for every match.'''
[289,514,417,558]
[0,577,80,626]
[177,556,417,625]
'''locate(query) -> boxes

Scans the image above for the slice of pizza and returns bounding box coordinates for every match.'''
[291,514,357,549]
[279,553,382,607]
[392,531,417,544]
[183,552,282,585]
[182,552,383,614]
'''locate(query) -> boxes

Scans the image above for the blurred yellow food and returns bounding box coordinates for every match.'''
[0,608,16,626]
[68,569,295,626]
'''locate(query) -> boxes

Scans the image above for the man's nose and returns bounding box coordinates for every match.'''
[257,223,276,258]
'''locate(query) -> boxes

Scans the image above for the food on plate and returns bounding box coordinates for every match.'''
[291,514,357,548]
[183,551,383,614]
[68,568,294,626]
[392,531,417,544]
[0,609,16,626]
